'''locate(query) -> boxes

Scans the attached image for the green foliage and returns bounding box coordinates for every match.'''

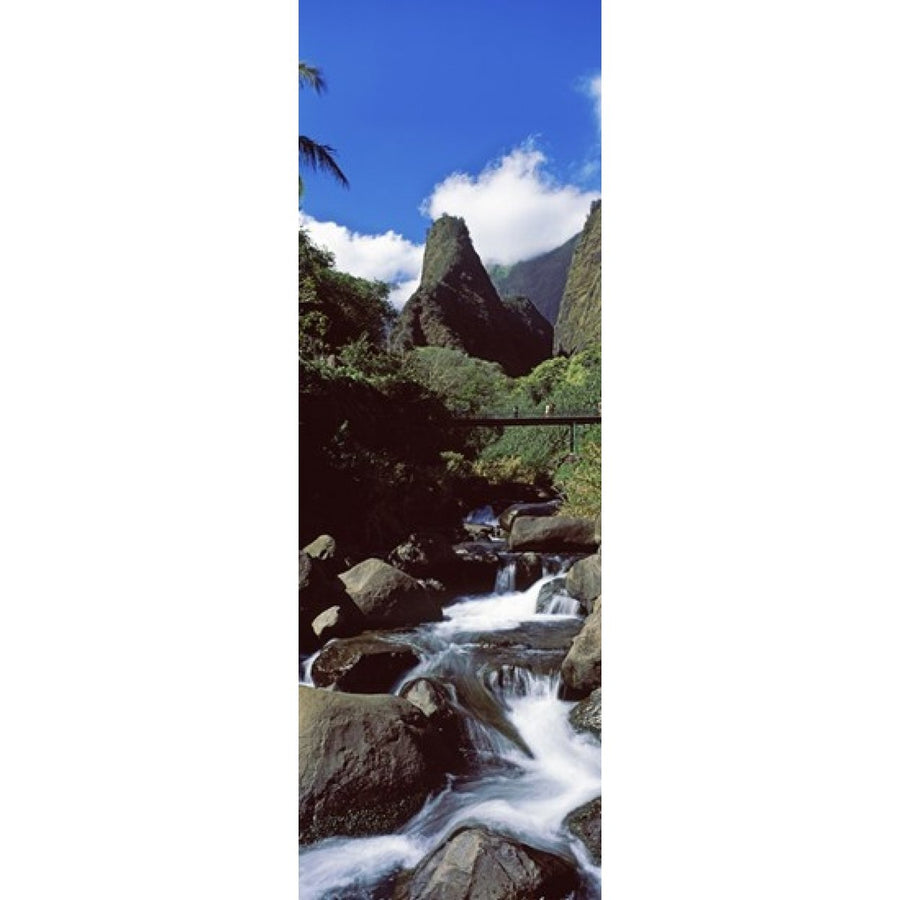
[401,346,510,416]
[299,229,397,357]
[555,436,601,518]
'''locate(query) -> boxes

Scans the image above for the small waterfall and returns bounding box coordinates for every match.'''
[493,557,517,593]
[545,593,583,616]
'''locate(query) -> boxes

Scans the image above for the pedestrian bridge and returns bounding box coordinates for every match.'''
[451,412,601,452]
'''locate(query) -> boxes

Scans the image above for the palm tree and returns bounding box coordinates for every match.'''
[299,62,348,194]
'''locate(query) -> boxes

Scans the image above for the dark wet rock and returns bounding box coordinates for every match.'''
[299,551,351,653]
[389,532,458,580]
[565,553,601,605]
[298,685,445,844]
[339,558,443,628]
[565,797,602,866]
[561,605,602,698]
[311,635,420,693]
[569,688,601,740]
[395,826,579,899]
[515,552,543,591]
[508,516,598,553]
[310,600,366,643]
[399,677,472,771]
[466,618,584,653]
[450,542,502,593]
[498,500,562,533]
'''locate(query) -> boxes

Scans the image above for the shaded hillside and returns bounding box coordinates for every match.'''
[390,216,552,376]
[554,200,601,355]
[488,233,579,325]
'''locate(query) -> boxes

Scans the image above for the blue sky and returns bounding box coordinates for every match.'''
[299,0,601,305]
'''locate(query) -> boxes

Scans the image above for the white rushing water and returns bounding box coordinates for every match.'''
[299,566,601,899]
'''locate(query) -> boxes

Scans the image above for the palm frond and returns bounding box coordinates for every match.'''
[298,136,349,188]
[298,62,326,94]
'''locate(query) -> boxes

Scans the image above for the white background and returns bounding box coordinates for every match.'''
[2,1,900,897]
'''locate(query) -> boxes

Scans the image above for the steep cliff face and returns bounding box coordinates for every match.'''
[390,216,552,376]
[554,200,601,355]
[488,233,579,325]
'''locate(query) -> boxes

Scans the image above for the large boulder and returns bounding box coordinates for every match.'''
[507,516,597,553]
[339,558,443,628]
[565,553,601,605]
[497,500,562,533]
[311,635,420,693]
[298,685,445,844]
[396,827,579,899]
[564,797,601,866]
[568,687,601,739]
[561,605,601,698]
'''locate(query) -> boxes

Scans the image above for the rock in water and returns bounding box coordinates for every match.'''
[568,687,601,739]
[390,215,552,377]
[339,558,443,628]
[565,797,602,866]
[507,516,598,552]
[311,635,420,693]
[298,685,444,844]
[396,827,580,899]
[561,605,602,697]
[565,552,601,605]
[555,199,601,356]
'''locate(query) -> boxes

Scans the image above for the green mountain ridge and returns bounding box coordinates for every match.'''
[487,234,579,325]
[554,200,601,355]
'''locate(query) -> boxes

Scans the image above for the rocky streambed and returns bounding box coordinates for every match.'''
[299,504,601,899]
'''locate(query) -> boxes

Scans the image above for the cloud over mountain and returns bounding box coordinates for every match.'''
[420,144,600,266]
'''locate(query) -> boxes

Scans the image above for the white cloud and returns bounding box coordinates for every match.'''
[298,212,424,308]
[421,144,600,265]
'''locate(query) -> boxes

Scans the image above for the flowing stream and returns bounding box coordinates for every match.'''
[299,555,601,899]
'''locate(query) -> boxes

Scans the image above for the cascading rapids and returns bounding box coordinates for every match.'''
[298,561,600,899]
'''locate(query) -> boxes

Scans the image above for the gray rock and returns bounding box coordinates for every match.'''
[339,558,443,628]
[565,797,601,866]
[311,635,420,693]
[303,533,338,561]
[594,513,601,545]
[561,605,601,697]
[568,687,601,739]
[396,827,579,899]
[565,553,601,605]
[310,601,365,643]
[298,685,444,844]
[508,516,598,552]
[497,500,562,533]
